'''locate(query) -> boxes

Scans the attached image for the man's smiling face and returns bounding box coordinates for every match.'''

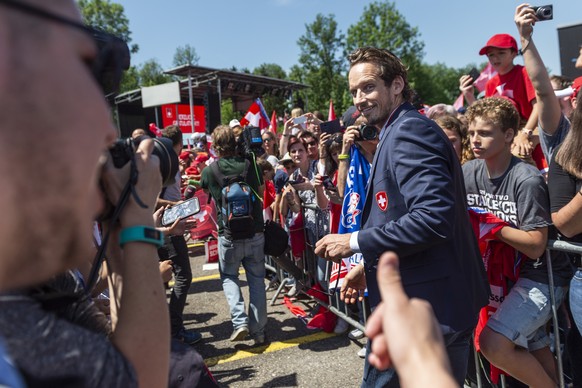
[349,62,394,128]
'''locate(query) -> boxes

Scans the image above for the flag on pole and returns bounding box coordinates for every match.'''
[240,98,271,129]
[328,99,336,121]
[269,110,277,134]
[329,146,371,289]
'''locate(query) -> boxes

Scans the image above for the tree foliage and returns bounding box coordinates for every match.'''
[291,14,349,115]
[77,0,138,53]
[253,63,288,122]
[346,1,424,66]
[173,44,200,67]
[137,59,172,87]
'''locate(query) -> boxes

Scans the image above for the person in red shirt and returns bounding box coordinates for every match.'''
[461,33,542,166]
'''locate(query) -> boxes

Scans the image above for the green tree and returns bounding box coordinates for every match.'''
[173,44,200,67]
[220,98,237,126]
[119,65,139,93]
[138,59,172,87]
[253,63,288,126]
[346,2,424,63]
[77,0,138,53]
[291,14,348,115]
[346,1,429,103]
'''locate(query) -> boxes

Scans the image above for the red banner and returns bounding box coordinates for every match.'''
[161,104,206,133]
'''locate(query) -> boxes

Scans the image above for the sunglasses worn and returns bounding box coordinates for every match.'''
[0,0,130,100]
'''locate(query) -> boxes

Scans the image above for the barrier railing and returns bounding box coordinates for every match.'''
[264,202,367,335]
[472,239,582,388]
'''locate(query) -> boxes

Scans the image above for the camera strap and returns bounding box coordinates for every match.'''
[86,158,147,292]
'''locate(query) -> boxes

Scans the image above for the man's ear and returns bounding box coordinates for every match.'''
[391,76,405,95]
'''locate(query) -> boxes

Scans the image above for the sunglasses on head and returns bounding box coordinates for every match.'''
[0,0,130,100]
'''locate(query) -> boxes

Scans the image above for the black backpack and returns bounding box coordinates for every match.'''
[210,160,256,240]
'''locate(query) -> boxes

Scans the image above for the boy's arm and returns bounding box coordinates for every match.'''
[495,225,547,259]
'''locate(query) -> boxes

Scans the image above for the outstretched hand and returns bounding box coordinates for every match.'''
[340,263,366,304]
[314,233,353,263]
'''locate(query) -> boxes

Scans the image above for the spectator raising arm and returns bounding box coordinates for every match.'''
[515,4,562,136]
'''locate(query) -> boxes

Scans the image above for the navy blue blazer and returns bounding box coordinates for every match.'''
[359,102,489,332]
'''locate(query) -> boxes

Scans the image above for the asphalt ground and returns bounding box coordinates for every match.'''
[179,242,366,387]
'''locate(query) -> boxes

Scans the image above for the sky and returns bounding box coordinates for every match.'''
[116,0,581,77]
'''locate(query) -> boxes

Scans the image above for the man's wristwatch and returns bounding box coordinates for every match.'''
[521,128,533,137]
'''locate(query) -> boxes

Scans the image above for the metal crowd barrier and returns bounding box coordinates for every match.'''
[264,201,368,335]
[472,239,582,388]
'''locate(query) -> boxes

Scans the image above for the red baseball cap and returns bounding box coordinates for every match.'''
[179,151,191,161]
[479,34,518,55]
[571,76,582,101]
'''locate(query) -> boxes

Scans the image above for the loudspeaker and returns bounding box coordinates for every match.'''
[203,91,221,134]
[558,23,582,79]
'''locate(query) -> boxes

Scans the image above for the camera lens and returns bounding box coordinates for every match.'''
[359,124,378,141]
[107,135,179,187]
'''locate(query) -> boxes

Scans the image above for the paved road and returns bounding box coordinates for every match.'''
[181,244,366,387]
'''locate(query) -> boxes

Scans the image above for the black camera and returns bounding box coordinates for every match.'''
[236,126,264,157]
[108,135,179,187]
[530,5,553,21]
[358,124,378,141]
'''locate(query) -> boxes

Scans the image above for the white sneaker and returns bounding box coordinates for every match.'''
[334,319,349,334]
[348,328,365,340]
[357,346,367,358]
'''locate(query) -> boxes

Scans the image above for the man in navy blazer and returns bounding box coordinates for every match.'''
[315,47,489,387]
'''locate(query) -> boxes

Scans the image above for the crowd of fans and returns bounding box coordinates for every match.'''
[2,1,582,387]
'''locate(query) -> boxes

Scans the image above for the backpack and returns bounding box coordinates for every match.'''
[210,160,256,240]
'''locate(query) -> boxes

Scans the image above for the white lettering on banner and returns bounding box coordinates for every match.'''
[170,119,201,128]
[466,191,518,224]
[347,165,355,189]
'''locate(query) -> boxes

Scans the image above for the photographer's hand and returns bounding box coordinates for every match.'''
[515,3,536,39]
[319,133,330,159]
[342,126,358,154]
[100,138,169,388]
[101,138,162,228]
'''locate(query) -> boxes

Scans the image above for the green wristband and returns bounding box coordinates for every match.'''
[119,226,164,248]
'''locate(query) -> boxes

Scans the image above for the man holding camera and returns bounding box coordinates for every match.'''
[0,1,170,387]
[201,125,267,345]
[315,47,489,387]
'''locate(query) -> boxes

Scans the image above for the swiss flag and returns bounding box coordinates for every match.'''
[269,110,277,134]
[473,63,497,93]
[375,191,388,212]
[239,98,271,129]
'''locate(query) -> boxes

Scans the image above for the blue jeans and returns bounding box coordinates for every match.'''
[218,234,267,337]
[571,269,582,334]
[361,326,473,387]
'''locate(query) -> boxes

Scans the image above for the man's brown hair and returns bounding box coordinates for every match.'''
[348,47,411,101]
[211,125,236,157]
